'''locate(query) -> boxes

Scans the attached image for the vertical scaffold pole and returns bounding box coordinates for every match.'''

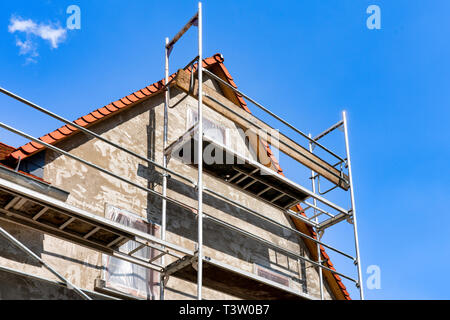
[196,1,204,301]
[309,133,324,300]
[342,111,364,300]
[160,36,170,300]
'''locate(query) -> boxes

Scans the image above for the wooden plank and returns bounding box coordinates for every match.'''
[174,69,349,190]
[166,13,198,51]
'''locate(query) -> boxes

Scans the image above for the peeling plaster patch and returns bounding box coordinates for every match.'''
[55,165,73,185]
[93,140,108,158]
[71,184,87,199]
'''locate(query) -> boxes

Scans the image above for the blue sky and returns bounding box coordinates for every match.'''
[1,0,449,299]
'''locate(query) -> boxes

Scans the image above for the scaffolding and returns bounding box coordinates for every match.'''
[0,2,363,300]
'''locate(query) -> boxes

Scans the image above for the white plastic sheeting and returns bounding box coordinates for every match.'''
[187,108,227,146]
[103,204,159,299]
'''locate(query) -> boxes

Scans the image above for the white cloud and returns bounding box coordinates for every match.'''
[8,16,67,62]
[8,18,37,33]
[15,39,36,55]
[15,38,38,64]
[36,24,67,49]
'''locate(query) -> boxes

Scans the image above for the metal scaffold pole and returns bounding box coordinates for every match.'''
[309,134,324,300]
[342,111,364,300]
[160,36,170,300]
[196,1,204,301]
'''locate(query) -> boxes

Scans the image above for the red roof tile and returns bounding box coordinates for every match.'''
[97,107,112,116]
[91,110,103,119]
[105,104,119,112]
[0,142,15,161]
[133,91,146,99]
[126,94,139,103]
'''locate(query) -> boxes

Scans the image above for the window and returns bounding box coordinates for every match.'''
[187,108,228,146]
[254,264,291,288]
[102,204,159,299]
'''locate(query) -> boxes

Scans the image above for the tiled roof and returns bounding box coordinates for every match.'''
[4,53,349,299]
[0,142,15,161]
